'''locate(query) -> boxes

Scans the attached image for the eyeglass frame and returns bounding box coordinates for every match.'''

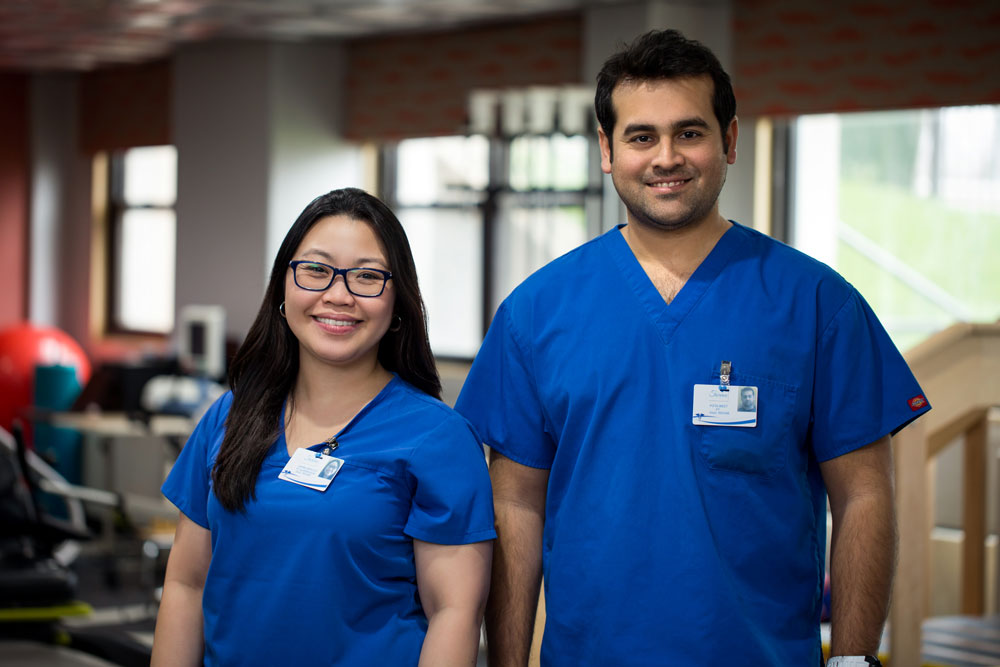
[288,260,393,298]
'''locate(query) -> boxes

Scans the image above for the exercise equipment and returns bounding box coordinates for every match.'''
[0,323,91,434]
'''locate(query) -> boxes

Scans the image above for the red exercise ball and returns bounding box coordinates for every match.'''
[0,323,91,433]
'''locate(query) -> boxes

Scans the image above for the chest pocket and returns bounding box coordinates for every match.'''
[698,373,799,477]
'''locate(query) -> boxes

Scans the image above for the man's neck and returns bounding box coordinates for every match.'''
[620,213,732,304]
[623,213,731,274]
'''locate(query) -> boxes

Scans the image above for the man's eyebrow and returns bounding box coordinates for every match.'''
[621,123,657,135]
[621,118,712,136]
[674,117,711,130]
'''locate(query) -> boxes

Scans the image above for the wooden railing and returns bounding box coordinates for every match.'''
[890,322,1000,666]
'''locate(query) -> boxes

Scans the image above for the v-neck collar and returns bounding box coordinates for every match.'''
[272,374,401,463]
[604,222,742,346]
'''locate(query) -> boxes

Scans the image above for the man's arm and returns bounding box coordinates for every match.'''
[485,450,549,667]
[819,435,896,657]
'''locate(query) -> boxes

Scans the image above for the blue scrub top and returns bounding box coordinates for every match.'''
[456,223,929,666]
[163,375,496,666]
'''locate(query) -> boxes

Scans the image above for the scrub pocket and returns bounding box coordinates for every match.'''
[698,373,799,477]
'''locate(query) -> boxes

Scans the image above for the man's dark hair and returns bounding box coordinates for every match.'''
[595,29,736,154]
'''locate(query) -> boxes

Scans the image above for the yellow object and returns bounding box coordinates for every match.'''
[0,601,93,622]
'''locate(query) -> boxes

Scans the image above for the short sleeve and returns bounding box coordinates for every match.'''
[161,392,232,528]
[455,300,555,468]
[811,290,930,462]
[403,415,496,545]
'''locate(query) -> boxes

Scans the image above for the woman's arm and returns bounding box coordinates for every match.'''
[414,539,493,667]
[151,513,212,666]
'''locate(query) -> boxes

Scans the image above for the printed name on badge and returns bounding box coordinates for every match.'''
[693,384,758,427]
[279,449,344,491]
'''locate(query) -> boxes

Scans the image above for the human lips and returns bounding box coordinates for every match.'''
[314,314,360,330]
[646,175,691,189]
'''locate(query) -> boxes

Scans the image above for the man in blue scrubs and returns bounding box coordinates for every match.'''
[455,29,930,667]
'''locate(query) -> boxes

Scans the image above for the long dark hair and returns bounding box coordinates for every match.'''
[595,29,736,155]
[212,188,441,512]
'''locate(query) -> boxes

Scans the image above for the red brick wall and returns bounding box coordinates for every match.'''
[79,59,172,153]
[733,0,1000,116]
[344,14,582,141]
[0,73,29,327]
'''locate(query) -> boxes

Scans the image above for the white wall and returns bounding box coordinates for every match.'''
[172,41,278,341]
[266,42,362,272]
[173,40,363,343]
[29,73,92,346]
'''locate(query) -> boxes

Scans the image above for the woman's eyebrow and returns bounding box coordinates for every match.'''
[298,250,387,268]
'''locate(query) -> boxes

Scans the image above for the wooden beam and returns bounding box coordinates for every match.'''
[960,415,988,615]
[891,418,928,667]
[927,406,990,459]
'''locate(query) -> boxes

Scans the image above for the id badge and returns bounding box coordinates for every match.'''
[279,449,344,491]
[692,384,758,427]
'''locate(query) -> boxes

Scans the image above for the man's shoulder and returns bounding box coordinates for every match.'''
[733,222,850,288]
[505,230,612,301]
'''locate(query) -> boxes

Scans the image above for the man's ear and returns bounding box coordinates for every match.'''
[599,126,613,173]
[725,116,739,165]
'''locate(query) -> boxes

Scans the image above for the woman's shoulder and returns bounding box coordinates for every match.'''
[386,378,481,443]
[200,390,235,428]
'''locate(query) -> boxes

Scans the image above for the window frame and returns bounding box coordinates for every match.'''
[104,146,177,336]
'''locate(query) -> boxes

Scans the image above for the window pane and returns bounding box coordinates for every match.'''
[399,208,483,357]
[509,134,588,191]
[123,145,177,206]
[117,208,176,333]
[792,106,1000,351]
[396,136,488,206]
[494,203,587,307]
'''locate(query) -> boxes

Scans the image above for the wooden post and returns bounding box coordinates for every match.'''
[961,415,987,614]
[890,418,928,667]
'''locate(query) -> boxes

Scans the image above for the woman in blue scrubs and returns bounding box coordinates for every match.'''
[151,188,495,665]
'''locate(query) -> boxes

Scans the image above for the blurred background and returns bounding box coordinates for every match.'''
[0,0,998,665]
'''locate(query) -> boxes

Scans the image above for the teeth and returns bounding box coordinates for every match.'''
[652,180,684,187]
[316,317,356,326]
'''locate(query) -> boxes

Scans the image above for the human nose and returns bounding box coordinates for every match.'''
[321,272,356,302]
[651,140,683,170]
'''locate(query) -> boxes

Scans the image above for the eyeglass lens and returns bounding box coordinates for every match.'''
[294,262,387,296]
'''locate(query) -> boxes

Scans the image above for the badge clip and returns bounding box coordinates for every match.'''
[719,360,731,392]
[320,435,339,457]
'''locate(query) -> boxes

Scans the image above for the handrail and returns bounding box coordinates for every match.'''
[890,322,1000,667]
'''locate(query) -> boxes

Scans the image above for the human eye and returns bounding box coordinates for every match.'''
[679,130,702,140]
[300,262,331,276]
[351,268,384,284]
[629,134,654,144]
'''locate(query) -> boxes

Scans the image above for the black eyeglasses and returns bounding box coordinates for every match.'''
[288,260,392,297]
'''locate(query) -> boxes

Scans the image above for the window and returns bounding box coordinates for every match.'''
[494,133,596,313]
[388,131,600,359]
[791,106,1000,351]
[391,136,488,358]
[107,145,177,334]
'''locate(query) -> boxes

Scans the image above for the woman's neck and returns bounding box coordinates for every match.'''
[284,360,393,451]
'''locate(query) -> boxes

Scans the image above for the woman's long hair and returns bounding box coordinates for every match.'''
[211,188,441,512]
